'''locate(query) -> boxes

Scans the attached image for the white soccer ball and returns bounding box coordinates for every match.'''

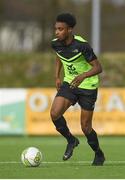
[21,147,42,167]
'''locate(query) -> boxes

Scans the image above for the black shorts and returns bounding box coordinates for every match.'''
[56,81,98,111]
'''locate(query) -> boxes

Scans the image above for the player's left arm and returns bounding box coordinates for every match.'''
[70,59,102,88]
[70,42,102,88]
[84,59,102,77]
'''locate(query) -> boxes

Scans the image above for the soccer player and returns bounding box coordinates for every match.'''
[50,13,105,166]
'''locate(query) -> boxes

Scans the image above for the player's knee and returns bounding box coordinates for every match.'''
[50,109,59,121]
[81,121,91,135]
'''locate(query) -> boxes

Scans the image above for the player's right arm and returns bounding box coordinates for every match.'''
[55,56,62,91]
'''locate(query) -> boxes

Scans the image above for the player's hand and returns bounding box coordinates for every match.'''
[55,78,62,91]
[70,74,85,89]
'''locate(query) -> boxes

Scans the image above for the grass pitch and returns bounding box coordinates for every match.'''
[0,136,125,179]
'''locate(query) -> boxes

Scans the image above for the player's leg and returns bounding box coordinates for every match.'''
[50,96,73,142]
[80,109,105,166]
[50,96,79,160]
[78,88,105,165]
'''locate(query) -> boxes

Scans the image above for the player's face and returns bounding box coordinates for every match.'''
[55,22,72,41]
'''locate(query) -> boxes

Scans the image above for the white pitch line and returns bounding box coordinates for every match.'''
[0,161,125,164]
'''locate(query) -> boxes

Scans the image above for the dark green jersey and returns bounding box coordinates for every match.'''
[51,35,99,89]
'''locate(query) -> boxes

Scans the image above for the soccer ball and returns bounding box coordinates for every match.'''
[21,147,42,167]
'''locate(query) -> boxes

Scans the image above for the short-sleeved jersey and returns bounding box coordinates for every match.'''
[51,35,99,89]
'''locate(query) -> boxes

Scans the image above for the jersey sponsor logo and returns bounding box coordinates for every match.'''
[66,64,78,75]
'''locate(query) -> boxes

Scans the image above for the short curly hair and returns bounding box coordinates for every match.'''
[56,13,76,28]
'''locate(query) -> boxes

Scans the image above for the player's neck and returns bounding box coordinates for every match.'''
[64,34,74,46]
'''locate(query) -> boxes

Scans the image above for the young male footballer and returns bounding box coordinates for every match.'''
[50,13,105,166]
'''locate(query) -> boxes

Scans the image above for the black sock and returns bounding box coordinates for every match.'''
[53,116,75,144]
[85,129,100,152]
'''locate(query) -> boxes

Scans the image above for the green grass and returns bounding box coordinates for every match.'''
[0,136,125,179]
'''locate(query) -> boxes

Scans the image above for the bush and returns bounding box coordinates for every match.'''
[100,53,125,87]
[0,52,125,87]
[0,53,56,87]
